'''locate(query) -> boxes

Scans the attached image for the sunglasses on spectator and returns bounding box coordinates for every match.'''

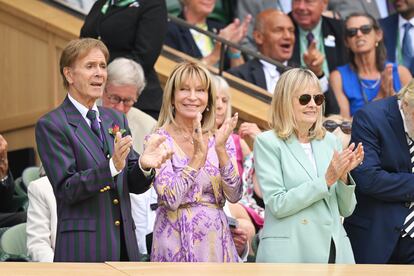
[345,24,374,38]
[298,94,325,106]
[105,94,136,107]
[323,120,352,134]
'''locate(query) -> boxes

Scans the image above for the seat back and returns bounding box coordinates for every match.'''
[0,223,27,256]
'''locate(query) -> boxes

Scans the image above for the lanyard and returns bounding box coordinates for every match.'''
[101,0,137,14]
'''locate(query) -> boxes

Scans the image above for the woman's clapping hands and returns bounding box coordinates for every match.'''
[325,143,364,187]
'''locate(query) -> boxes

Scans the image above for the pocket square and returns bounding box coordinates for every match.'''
[324,35,336,47]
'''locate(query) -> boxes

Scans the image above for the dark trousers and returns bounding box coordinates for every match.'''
[388,235,414,264]
[0,211,26,228]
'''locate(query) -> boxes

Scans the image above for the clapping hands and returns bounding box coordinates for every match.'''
[325,142,364,187]
[140,134,173,170]
[215,113,238,150]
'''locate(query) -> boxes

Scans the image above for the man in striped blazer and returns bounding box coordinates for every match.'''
[35,38,171,262]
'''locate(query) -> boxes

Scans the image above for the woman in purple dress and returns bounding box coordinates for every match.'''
[148,62,242,262]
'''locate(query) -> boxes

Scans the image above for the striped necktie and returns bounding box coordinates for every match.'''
[402,135,414,237]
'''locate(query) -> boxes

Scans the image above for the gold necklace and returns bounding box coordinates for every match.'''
[174,126,194,145]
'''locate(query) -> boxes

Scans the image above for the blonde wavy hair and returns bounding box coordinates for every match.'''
[270,68,326,140]
[157,61,216,132]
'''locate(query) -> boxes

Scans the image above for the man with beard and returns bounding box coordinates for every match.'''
[380,0,414,76]
[344,79,414,264]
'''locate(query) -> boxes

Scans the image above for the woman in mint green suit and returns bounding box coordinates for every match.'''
[254,68,364,263]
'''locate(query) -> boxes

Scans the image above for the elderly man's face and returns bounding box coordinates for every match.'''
[102,83,138,114]
[292,0,327,30]
[255,12,295,62]
[64,48,107,108]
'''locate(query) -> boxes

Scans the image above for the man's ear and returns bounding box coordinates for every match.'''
[63,67,73,85]
[253,30,263,46]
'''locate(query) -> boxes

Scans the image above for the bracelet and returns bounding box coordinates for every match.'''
[227,51,241,59]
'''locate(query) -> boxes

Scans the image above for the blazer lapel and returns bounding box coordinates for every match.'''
[385,96,411,171]
[99,108,124,195]
[321,18,336,72]
[99,108,115,157]
[284,135,317,180]
[252,59,267,90]
[63,97,105,165]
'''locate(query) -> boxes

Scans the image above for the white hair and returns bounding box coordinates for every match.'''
[107,58,146,96]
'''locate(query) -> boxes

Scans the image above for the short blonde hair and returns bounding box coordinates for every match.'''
[398,78,414,106]
[157,61,216,132]
[60,38,109,89]
[270,68,325,140]
[212,75,232,120]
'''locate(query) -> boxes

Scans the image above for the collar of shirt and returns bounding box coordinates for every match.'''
[68,93,101,127]
[398,14,414,41]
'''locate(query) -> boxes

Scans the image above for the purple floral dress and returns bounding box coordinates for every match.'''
[149,129,242,262]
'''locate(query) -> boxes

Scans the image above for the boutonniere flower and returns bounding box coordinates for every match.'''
[108,125,126,142]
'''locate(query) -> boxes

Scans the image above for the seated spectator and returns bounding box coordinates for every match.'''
[101,57,157,256]
[0,134,26,228]
[26,172,56,262]
[165,0,251,69]
[380,0,414,76]
[330,13,411,118]
[228,9,295,94]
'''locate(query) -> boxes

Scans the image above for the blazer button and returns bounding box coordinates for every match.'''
[115,220,121,226]
[100,188,105,193]
[301,219,308,225]
[106,154,110,159]
[113,199,119,205]
[98,36,101,40]
[405,202,412,208]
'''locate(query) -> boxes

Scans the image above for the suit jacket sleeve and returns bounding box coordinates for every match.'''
[131,0,167,72]
[26,180,54,262]
[254,133,330,219]
[351,108,414,202]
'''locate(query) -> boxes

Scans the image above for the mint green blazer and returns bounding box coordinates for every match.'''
[254,130,356,263]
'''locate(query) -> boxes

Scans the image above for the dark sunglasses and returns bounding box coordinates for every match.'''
[298,94,325,106]
[345,24,374,38]
[323,120,352,134]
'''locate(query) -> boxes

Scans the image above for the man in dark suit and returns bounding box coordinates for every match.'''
[228,9,295,94]
[290,0,348,75]
[344,80,414,264]
[36,38,171,262]
[380,1,414,76]
[0,134,26,228]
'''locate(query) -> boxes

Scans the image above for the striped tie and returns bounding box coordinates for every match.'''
[402,135,414,237]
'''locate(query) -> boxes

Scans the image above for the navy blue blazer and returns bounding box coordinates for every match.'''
[289,15,348,73]
[380,14,414,76]
[227,58,271,91]
[344,96,414,263]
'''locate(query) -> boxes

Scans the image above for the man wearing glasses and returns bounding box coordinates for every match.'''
[102,57,156,154]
